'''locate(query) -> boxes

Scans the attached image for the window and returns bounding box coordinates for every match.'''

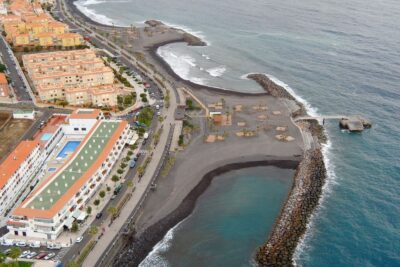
[74,128,79,131]
[14,231,18,236]
[81,128,86,131]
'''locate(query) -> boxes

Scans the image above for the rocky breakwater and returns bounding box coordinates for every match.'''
[247,74,307,117]
[256,149,326,266]
[247,73,328,266]
[145,20,207,46]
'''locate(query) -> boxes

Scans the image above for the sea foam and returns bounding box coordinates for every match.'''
[157,46,207,85]
[139,221,185,267]
[74,0,116,26]
[206,66,226,77]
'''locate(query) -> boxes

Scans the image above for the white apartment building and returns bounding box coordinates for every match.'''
[0,141,44,218]
[7,109,131,240]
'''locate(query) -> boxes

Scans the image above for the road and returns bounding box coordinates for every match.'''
[0,37,33,102]
[53,1,179,266]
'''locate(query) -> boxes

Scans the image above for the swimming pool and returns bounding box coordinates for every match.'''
[48,167,57,172]
[57,141,81,159]
[41,133,53,141]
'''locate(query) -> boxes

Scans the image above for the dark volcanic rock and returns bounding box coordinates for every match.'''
[247,74,307,117]
[182,33,207,46]
[144,19,165,27]
[256,149,327,267]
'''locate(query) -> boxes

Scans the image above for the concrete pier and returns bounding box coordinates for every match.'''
[295,115,372,132]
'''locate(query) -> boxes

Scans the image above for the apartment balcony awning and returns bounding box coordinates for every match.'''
[64,217,74,229]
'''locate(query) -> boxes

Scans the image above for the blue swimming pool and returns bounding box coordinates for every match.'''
[57,141,81,159]
[48,167,56,172]
[41,133,53,141]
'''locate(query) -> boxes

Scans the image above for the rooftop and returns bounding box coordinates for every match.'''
[0,141,39,189]
[70,109,101,119]
[14,120,127,218]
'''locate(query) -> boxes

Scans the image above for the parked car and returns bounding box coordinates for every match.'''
[47,243,61,250]
[20,250,30,258]
[16,241,27,247]
[26,251,37,259]
[44,252,55,260]
[3,249,11,255]
[96,212,103,219]
[29,241,41,248]
[35,252,48,259]
[76,236,83,243]
[1,239,13,246]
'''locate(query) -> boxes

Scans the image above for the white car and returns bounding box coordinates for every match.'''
[0,239,12,246]
[76,236,83,243]
[29,241,41,248]
[16,241,27,247]
[44,252,55,260]
[19,250,30,258]
[26,251,37,259]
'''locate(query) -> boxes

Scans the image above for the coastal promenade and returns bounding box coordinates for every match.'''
[50,0,185,267]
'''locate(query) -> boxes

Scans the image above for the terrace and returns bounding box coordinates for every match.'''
[26,121,120,211]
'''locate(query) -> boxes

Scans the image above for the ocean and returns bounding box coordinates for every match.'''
[74,0,400,266]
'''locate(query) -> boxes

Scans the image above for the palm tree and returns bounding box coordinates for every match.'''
[89,225,98,237]
[107,206,118,218]
[9,247,21,262]
[137,166,145,177]
[0,252,6,264]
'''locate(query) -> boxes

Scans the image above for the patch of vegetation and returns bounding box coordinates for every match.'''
[161,156,176,177]
[0,63,6,73]
[186,98,201,111]
[75,240,96,266]
[71,221,78,232]
[178,134,184,146]
[117,92,136,110]
[137,107,154,127]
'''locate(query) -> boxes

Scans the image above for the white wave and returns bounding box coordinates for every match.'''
[157,47,207,85]
[264,74,319,116]
[74,0,115,25]
[240,72,254,80]
[292,138,338,266]
[191,77,207,85]
[157,47,196,80]
[202,54,211,60]
[206,66,226,77]
[139,221,185,267]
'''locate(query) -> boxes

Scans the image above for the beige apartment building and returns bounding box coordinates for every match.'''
[23,49,119,106]
[0,0,83,47]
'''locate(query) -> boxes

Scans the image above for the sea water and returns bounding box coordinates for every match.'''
[139,167,294,267]
[75,0,400,266]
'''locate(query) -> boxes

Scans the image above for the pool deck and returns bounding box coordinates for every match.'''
[33,115,68,146]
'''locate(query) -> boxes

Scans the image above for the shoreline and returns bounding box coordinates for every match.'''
[112,159,300,266]
[60,1,329,266]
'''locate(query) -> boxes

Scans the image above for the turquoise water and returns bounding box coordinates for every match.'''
[57,141,81,158]
[140,167,294,267]
[40,133,53,141]
[75,0,400,266]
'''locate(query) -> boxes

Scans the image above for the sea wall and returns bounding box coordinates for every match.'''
[256,149,326,267]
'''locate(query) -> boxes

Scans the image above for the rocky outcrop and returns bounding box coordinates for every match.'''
[144,20,165,27]
[182,33,207,46]
[144,20,206,46]
[256,149,326,267]
[247,74,307,117]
